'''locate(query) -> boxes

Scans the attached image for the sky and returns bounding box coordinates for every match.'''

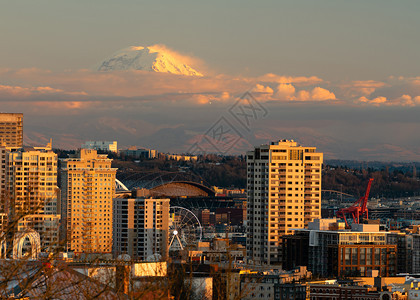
[1,0,419,161]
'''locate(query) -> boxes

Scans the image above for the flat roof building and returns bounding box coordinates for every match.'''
[81,141,118,153]
[0,113,23,148]
[120,148,158,159]
[113,191,169,261]
[246,140,323,265]
[283,219,398,277]
[4,142,60,250]
[61,149,117,253]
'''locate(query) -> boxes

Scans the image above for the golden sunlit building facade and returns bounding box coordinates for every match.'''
[5,142,60,250]
[0,113,23,148]
[1,113,23,216]
[0,146,7,219]
[246,140,323,265]
[61,149,116,253]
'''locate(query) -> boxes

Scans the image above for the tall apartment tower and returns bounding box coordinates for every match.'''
[0,113,23,212]
[246,140,323,265]
[5,142,60,250]
[61,149,116,253]
[113,190,169,260]
[0,113,23,148]
[0,146,7,216]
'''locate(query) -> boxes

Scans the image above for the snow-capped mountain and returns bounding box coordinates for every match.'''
[97,45,203,76]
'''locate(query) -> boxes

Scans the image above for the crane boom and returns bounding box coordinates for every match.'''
[336,178,374,228]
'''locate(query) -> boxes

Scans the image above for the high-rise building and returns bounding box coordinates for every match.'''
[6,144,58,215]
[387,228,420,275]
[61,149,116,253]
[113,190,169,260]
[0,113,23,148]
[0,146,7,213]
[0,112,23,233]
[0,113,23,212]
[4,142,60,250]
[246,140,323,265]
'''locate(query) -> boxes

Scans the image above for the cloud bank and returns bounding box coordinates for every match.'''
[0,46,419,161]
[1,68,419,108]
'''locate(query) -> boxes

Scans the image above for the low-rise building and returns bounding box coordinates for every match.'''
[184,238,246,265]
[81,141,117,153]
[309,283,398,300]
[119,147,158,159]
[163,154,197,161]
[283,219,398,277]
[240,267,311,300]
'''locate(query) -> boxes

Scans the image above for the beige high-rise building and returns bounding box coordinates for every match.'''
[0,113,23,243]
[113,190,169,260]
[5,142,60,250]
[246,140,323,265]
[0,113,23,148]
[0,113,23,219]
[0,146,7,214]
[61,149,116,253]
[0,113,23,220]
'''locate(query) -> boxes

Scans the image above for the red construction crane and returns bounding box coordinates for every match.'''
[336,178,374,228]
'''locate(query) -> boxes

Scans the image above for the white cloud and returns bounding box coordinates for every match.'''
[0,67,418,109]
[0,84,86,98]
[251,84,274,100]
[358,96,387,105]
[309,87,336,101]
[258,73,323,86]
[275,83,295,100]
[358,94,420,107]
[252,84,274,94]
[340,80,387,98]
[272,84,336,101]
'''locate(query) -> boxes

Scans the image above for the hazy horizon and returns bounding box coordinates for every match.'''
[1,1,419,161]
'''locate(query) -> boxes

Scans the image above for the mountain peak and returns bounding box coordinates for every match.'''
[97,45,203,76]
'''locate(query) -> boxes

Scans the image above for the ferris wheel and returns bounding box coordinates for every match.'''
[169,206,202,251]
